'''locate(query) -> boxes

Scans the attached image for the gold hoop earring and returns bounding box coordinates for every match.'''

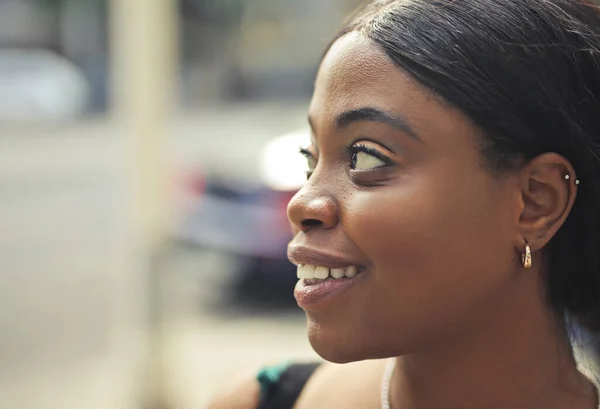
[521,244,532,269]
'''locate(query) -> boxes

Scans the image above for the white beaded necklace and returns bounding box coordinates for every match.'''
[380,359,395,409]
[381,359,600,409]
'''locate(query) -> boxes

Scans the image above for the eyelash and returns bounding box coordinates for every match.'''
[299,143,391,178]
[299,147,316,178]
[299,147,312,158]
[344,143,391,168]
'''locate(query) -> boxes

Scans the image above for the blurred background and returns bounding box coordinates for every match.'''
[0,0,364,408]
[4,2,600,409]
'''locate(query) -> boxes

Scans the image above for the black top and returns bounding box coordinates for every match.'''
[256,362,321,409]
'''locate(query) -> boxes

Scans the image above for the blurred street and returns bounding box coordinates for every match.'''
[0,103,319,409]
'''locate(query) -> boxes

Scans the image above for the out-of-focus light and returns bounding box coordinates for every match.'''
[259,129,311,191]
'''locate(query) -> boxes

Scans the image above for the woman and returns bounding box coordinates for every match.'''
[209,0,600,408]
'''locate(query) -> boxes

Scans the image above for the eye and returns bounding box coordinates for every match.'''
[299,147,317,178]
[345,143,389,171]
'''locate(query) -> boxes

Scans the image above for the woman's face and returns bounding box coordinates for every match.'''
[287,33,523,363]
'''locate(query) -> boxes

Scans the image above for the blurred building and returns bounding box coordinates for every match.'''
[0,0,362,119]
[180,0,362,102]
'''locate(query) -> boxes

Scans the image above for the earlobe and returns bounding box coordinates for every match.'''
[517,153,578,253]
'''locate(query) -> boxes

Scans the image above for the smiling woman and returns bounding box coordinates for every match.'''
[207,1,600,409]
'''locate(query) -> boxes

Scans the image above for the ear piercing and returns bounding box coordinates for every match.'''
[564,174,580,185]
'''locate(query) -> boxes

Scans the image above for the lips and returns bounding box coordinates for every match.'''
[288,246,367,308]
[288,245,363,271]
[294,271,367,308]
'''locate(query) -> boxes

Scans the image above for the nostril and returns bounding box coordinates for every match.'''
[301,219,322,228]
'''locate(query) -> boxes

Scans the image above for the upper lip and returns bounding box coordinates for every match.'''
[287,245,362,269]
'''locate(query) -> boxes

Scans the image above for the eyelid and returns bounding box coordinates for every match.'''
[351,137,396,155]
[300,145,319,159]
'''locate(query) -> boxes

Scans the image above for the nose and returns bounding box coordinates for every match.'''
[287,185,339,232]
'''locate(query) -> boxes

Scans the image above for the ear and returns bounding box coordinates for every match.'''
[517,153,578,254]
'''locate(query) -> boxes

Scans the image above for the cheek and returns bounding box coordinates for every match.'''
[344,175,516,304]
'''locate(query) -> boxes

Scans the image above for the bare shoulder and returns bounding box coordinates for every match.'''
[206,367,261,409]
[294,359,386,409]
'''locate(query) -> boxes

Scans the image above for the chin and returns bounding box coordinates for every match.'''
[305,312,426,363]
[308,332,363,364]
[305,316,396,364]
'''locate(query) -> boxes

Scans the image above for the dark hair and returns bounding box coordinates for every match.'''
[329,0,600,332]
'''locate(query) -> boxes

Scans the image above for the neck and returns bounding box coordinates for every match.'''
[389,273,595,409]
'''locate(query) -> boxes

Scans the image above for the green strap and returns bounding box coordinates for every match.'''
[256,362,292,398]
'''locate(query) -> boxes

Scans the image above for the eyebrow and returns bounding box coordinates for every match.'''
[335,107,420,140]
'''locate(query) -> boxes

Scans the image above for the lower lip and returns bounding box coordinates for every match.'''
[294,273,366,308]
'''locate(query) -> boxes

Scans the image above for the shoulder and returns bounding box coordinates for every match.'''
[206,359,387,409]
[206,361,321,409]
[206,366,262,409]
[293,359,387,409]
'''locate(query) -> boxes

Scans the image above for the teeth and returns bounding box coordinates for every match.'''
[345,266,358,278]
[314,266,329,279]
[297,264,361,280]
[297,264,316,279]
[330,268,345,279]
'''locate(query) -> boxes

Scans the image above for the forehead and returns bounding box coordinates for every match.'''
[310,32,426,123]
[309,32,478,148]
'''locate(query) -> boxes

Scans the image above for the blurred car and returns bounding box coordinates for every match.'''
[0,48,91,121]
[173,129,310,293]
